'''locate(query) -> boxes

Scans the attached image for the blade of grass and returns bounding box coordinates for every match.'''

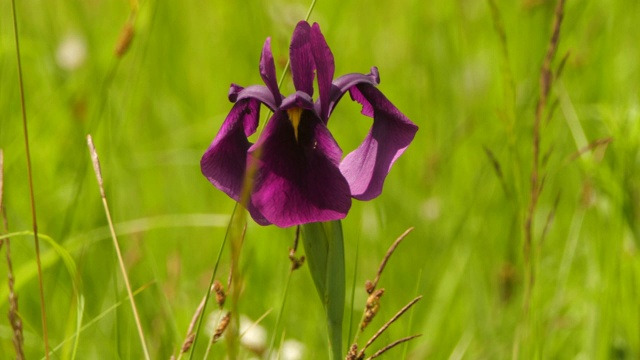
[10,0,50,356]
[187,203,236,360]
[86,135,151,360]
[42,284,151,359]
[0,214,229,307]
[33,233,83,360]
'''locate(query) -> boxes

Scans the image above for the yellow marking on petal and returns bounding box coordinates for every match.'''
[287,107,303,143]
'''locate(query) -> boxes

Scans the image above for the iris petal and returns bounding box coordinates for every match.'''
[260,37,282,106]
[289,21,315,96]
[327,68,380,120]
[201,99,270,225]
[229,84,279,112]
[280,90,315,111]
[334,79,418,201]
[248,111,351,227]
[310,23,335,122]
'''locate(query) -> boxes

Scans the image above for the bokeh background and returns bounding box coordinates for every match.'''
[1,0,639,358]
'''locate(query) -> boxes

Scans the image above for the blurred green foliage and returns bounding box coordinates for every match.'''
[1,0,639,358]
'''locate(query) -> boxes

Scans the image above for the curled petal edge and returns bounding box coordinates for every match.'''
[333,74,418,201]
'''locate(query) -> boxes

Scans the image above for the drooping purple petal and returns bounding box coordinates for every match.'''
[338,83,418,201]
[228,84,279,111]
[259,37,282,106]
[201,99,269,225]
[247,110,351,227]
[310,23,335,122]
[289,21,315,96]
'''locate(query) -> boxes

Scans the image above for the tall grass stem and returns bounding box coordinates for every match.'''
[86,135,151,360]
[10,0,50,357]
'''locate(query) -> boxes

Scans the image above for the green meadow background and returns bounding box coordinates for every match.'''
[1,0,639,358]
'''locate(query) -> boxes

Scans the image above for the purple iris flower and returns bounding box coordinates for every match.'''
[201,21,418,227]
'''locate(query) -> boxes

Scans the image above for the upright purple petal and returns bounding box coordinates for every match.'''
[339,83,418,201]
[260,38,282,106]
[310,23,335,122]
[248,110,351,227]
[201,99,269,225]
[289,21,315,96]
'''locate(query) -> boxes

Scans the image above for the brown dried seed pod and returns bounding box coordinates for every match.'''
[213,312,232,343]
[180,333,195,353]
[364,280,374,294]
[213,280,226,308]
[345,343,358,360]
[289,249,306,271]
[114,22,135,57]
[361,289,384,331]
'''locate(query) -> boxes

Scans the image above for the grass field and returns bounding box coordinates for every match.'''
[1,0,639,358]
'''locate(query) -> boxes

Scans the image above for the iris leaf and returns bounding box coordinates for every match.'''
[301,220,345,360]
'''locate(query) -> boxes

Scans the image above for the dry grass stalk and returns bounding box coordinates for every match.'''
[524,0,566,312]
[358,295,422,358]
[483,145,510,197]
[365,334,422,360]
[10,0,50,354]
[3,209,25,360]
[366,227,414,294]
[565,137,613,164]
[1,150,25,359]
[540,192,561,248]
[351,228,420,357]
[87,135,151,360]
[177,283,217,359]
[239,308,272,340]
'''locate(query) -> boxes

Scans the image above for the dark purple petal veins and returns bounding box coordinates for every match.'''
[259,38,282,106]
[310,23,335,122]
[201,99,269,225]
[339,83,418,201]
[289,21,315,96]
[247,110,351,227]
